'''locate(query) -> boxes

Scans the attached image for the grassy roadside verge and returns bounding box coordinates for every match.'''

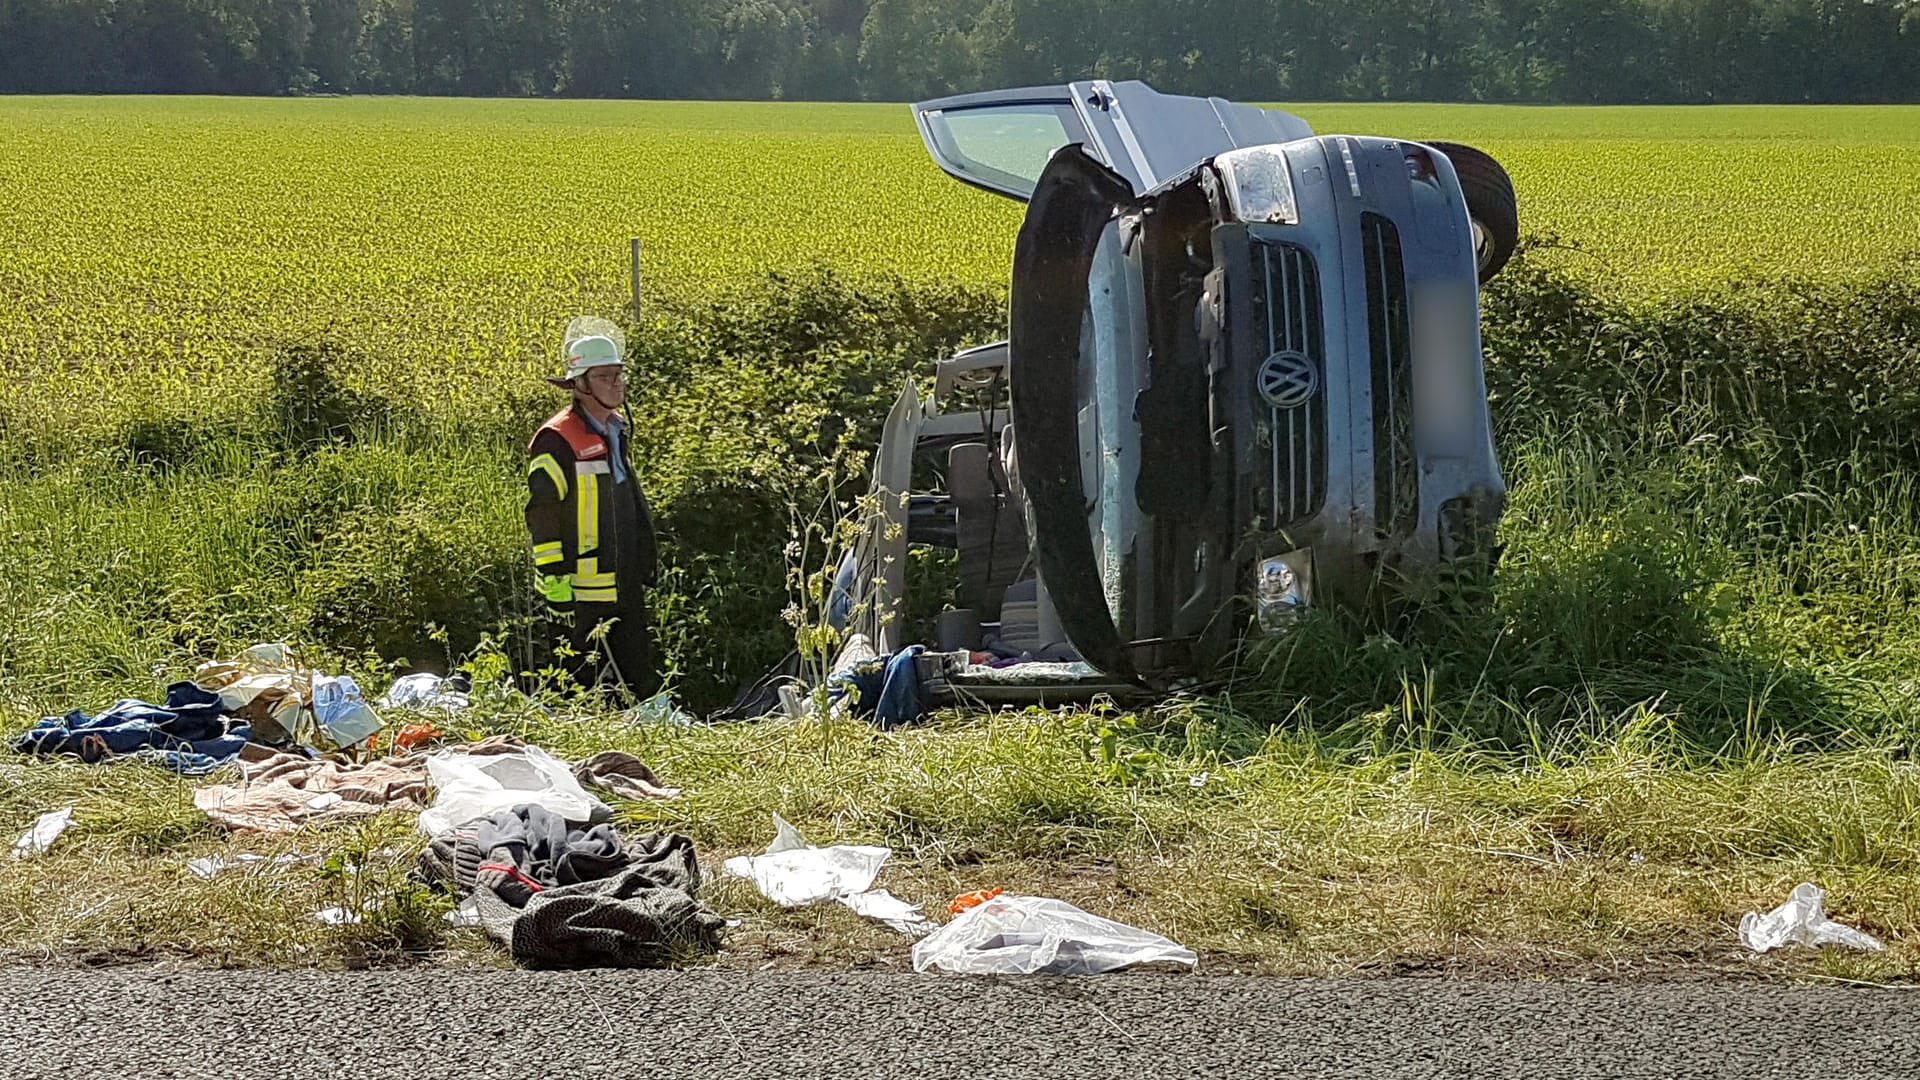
[3,702,1914,981]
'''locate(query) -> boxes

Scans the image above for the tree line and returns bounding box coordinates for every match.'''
[4,0,1918,102]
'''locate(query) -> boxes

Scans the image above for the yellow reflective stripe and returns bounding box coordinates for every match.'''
[532,541,564,566]
[574,586,618,603]
[577,471,600,553]
[574,557,615,587]
[528,454,567,499]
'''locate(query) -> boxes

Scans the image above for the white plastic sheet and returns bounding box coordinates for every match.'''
[313,900,381,926]
[723,813,890,906]
[443,897,484,927]
[722,813,934,934]
[1738,883,1885,953]
[11,807,74,859]
[912,894,1199,975]
[839,888,937,935]
[185,852,308,879]
[416,745,610,835]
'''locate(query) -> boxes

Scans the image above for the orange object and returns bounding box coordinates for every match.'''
[948,887,1004,915]
[393,721,440,753]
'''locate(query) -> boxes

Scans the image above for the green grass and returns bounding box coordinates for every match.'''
[4,702,1915,978]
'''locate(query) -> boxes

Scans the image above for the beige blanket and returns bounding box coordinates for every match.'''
[194,735,528,832]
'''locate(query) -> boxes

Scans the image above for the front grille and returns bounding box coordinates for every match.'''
[1252,240,1326,529]
[1362,213,1416,541]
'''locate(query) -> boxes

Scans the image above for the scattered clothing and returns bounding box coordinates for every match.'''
[14,645,399,777]
[478,862,724,970]
[710,650,804,723]
[572,751,679,802]
[378,673,471,714]
[421,804,641,904]
[827,644,926,729]
[193,753,431,832]
[418,804,722,969]
[194,642,386,752]
[193,644,312,746]
[474,804,634,906]
[12,682,251,775]
[416,822,486,896]
[193,735,526,832]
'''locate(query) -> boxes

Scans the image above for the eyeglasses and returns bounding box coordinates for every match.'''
[584,367,629,386]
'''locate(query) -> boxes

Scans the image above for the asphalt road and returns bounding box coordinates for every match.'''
[5,968,1914,1078]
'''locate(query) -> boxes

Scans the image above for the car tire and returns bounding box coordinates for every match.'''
[1424,141,1518,282]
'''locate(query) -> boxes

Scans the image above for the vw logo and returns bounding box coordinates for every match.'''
[1257,350,1318,410]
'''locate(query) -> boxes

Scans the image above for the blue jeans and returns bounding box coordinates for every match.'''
[12,681,252,774]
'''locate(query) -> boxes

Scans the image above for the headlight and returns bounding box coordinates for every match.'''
[1256,549,1312,632]
[1213,146,1299,225]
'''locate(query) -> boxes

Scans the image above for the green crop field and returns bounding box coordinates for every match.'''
[3,97,1917,385]
[2,96,1918,976]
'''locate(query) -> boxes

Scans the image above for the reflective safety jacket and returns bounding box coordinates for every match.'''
[526,403,657,605]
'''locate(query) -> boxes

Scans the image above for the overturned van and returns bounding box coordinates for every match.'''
[844,80,1513,696]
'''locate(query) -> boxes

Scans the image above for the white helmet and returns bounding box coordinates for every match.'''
[563,334,622,379]
[552,315,627,385]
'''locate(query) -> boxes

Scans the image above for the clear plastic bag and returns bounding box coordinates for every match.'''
[911,893,1198,975]
[416,745,609,834]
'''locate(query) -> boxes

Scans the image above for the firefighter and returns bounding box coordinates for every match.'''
[526,320,658,698]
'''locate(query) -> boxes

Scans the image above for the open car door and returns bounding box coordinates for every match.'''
[913,81,1316,202]
[912,86,1091,201]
